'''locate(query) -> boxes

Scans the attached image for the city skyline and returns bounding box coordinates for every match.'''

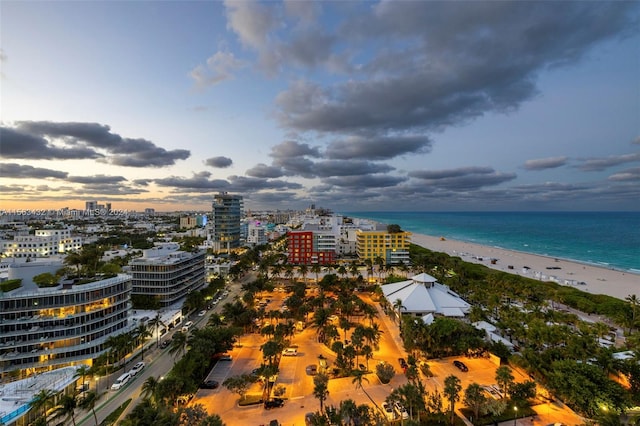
[1,1,639,212]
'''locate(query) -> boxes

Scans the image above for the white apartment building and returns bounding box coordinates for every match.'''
[0,227,82,258]
[247,221,268,247]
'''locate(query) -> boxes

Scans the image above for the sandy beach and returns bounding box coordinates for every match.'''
[410,233,640,301]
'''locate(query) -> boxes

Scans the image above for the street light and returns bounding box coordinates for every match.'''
[513,406,518,426]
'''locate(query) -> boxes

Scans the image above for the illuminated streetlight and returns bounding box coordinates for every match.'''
[513,406,518,426]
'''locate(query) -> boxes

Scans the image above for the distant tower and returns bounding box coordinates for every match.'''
[211,192,244,252]
[85,201,98,210]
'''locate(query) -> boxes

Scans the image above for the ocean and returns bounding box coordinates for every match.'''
[342,211,640,274]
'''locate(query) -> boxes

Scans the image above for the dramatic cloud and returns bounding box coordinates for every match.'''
[409,166,517,190]
[190,51,246,89]
[224,0,276,50]
[1,163,68,179]
[523,156,568,171]
[312,160,393,177]
[325,135,432,160]
[205,156,233,168]
[577,152,640,172]
[272,3,635,136]
[2,121,189,167]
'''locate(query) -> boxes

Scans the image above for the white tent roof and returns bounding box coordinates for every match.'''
[411,272,438,284]
[381,277,469,317]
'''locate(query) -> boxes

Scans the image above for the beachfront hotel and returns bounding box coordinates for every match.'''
[356,226,411,264]
[0,265,131,379]
[129,243,206,308]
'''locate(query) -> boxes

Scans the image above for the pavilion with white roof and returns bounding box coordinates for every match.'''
[381,273,470,320]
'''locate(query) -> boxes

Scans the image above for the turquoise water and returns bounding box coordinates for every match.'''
[342,211,640,274]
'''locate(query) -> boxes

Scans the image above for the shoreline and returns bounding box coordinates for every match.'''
[409,232,640,301]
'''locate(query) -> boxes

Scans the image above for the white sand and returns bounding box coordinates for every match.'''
[410,233,640,301]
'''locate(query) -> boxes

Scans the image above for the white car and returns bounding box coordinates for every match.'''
[394,401,409,419]
[111,372,131,390]
[130,361,145,376]
[198,310,206,317]
[282,348,298,356]
[382,402,396,421]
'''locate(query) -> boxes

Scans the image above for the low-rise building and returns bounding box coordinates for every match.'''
[356,227,411,264]
[129,243,206,308]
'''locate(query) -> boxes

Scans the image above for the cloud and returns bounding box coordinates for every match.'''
[154,171,231,190]
[325,134,432,160]
[577,152,640,172]
[269,140,321,159]
[224,0,276,50]
[1,163,68,179]
[609,167,640,182]
[272,3,636,136]
[0,126,104,160]
[2,121,189,167]
[523,156,568,171]
[312,160,394,177]
[246,163,284,178]
[205,156,233,168]
[409,166,517,190]
[632,136,640,145]
[190,51,246,89]
[323,174,407,189]
[67,175,128,184]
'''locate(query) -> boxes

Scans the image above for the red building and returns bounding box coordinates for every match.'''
[287,231,335,265]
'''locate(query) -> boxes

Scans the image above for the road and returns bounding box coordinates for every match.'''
[75,273,251,426]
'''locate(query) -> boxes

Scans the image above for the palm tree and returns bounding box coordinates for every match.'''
[134,323,152,360]
[393,298,404,322]
[78,391,99,426]
[298,264,309,285]
[463,383,487,421]
[351,369,382,417]
[141,376,160,403]
[495,366,515,399]
[168,331,188,361]
[627,294,639,325]
[313,373,330,414]
[311,264,322,285]
[443,375,462,425]
[148,313,166,348]
[73,365,91,392]
[53,394,78,426]
[30,389,58,426]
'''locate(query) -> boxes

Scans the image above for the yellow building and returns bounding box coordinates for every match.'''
[356,229,411,264]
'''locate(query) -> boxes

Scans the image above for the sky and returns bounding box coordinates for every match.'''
[1,1,639,213]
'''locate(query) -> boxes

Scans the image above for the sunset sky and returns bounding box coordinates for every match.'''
[1,1,639,212]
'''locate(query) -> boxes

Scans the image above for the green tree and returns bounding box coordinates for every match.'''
[141,376,161,403]
[222,374,256,403]
[134,323,152,360]
[169,331,188,361]
[30,389,58,426]
[78,391,99,426]
[495,366,515,399]
[463,383,487,421]
[313,373,330,414]
[148,313,166,348]
[53,394,77,426]
[32,272,59,288]
[444,374,462,425]
[375,362,396,384]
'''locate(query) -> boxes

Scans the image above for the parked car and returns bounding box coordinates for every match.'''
[282,348,297,356]
[306,365,318,375]
[200,380,220,389]
[160,340,170,349]
[398,358,408,369]
[111,372,131,391]
[264,398,285,410]
[218,354,232,361]
[394,401,409,419]
[304,412,315,426]
[453,360,468,372]
[130,361,145,376]
[382,402,396,421]
[198,310,206,317]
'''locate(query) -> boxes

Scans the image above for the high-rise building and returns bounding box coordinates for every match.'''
[210,192,243,251]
